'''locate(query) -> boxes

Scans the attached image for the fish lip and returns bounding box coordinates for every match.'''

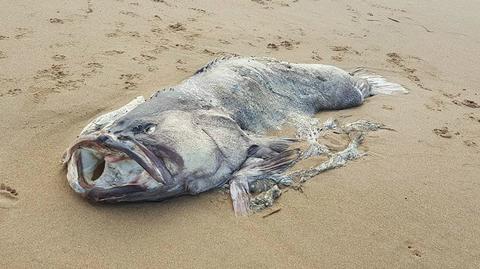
[64,133,174,191]
[86,185,146,202]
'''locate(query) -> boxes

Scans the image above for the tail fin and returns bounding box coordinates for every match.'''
[351,68,408,97]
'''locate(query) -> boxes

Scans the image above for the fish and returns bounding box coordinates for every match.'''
[63,56,406,215]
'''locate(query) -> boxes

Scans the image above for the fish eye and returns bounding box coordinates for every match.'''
[145,124,156,134]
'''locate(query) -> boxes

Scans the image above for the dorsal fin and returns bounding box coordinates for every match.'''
[193,54,239,75]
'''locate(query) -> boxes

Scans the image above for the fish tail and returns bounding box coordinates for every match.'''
[350,68,408,97]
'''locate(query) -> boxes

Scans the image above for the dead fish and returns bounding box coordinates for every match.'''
[63,56,406,215]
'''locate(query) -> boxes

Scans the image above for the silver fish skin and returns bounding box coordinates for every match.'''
[64,56,404,212]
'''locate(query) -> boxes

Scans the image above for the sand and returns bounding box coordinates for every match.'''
[1,0,480,268]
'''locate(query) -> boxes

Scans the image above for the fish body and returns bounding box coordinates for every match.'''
[64,56,404,213]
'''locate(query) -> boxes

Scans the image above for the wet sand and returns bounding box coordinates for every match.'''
[1,0,480,268]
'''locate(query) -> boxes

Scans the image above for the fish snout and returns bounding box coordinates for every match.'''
[64,132,174,201]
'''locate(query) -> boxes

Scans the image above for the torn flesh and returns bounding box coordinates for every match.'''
[244,118,387,213]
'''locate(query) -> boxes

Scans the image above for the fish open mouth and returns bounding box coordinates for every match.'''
[63,133,173,201]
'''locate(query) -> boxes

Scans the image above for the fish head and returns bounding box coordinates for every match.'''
[63,102,184,202]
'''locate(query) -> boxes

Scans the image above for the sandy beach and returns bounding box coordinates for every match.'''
[1,0,480,267]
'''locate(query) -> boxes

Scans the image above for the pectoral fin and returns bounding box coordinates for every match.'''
[229,148,300,216]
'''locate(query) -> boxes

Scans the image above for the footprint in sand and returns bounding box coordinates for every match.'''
[407,245,423,258]
[132,54,157,65]
[103,50,125,56]
[330,46,361,62]
[311,50,323,61]
[119,73,142,90]
[433,127,453,138]
[464,140,477,148]
[52,54,66,61]
[168,23,186,32]
[467,113,480,123]
[49,18,64,24]
[119,11,139,18]
[382,104,393,110]
[1,88,22,97]
[424,97,446,112]
[267,40,299,51]
[404,240,424,258]
[452,99,480,108]
[14,27,33,40]
[81,62,104,77]
[0,183,18,209]
[386,52,430,91]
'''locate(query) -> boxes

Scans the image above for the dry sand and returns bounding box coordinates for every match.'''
[1,0,480,268]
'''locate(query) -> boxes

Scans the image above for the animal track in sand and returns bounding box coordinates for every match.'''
[86,0,93,14]
[386,52,430,91]
[146,65,159,72]
[370,3,406,13]
[424,97,446,112]
[202,49,218,56]
[119,73,142,90]
[52,54,66,61]
[452,99,480,108]
[34,64,69,80]
[0,88,22,98]
[189,7,208,14]
[185,33,201,42]
[346,4,361,22]
[168,23,186,32]
[120,10,139,17]
[132,54,157,64]
[81,62,104,77]
[464,140,477,148]
[105,29,141,38]
[267,40,299,51]
[0,183,18,209]
[152,0,170,6]
[382,104,393,110]
[173,43,195,51]
[151,27,163,36]
[14,27,33,39]
[175,59,189,73]
[218,39,231,45]
[31,63,87,102]
[251,0,295,8]
[433,127,454,138]
[149,45,169,55]
[404,240,424,258]
[330,46,361,62]
[406,245,423,258]
[103,50,125,56]
[49,18,64,24]
[467,113,480,123]
[0,51,7,59]
[311,50,323,61]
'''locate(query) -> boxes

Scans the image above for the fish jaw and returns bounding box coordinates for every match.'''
[63,133,173,202]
